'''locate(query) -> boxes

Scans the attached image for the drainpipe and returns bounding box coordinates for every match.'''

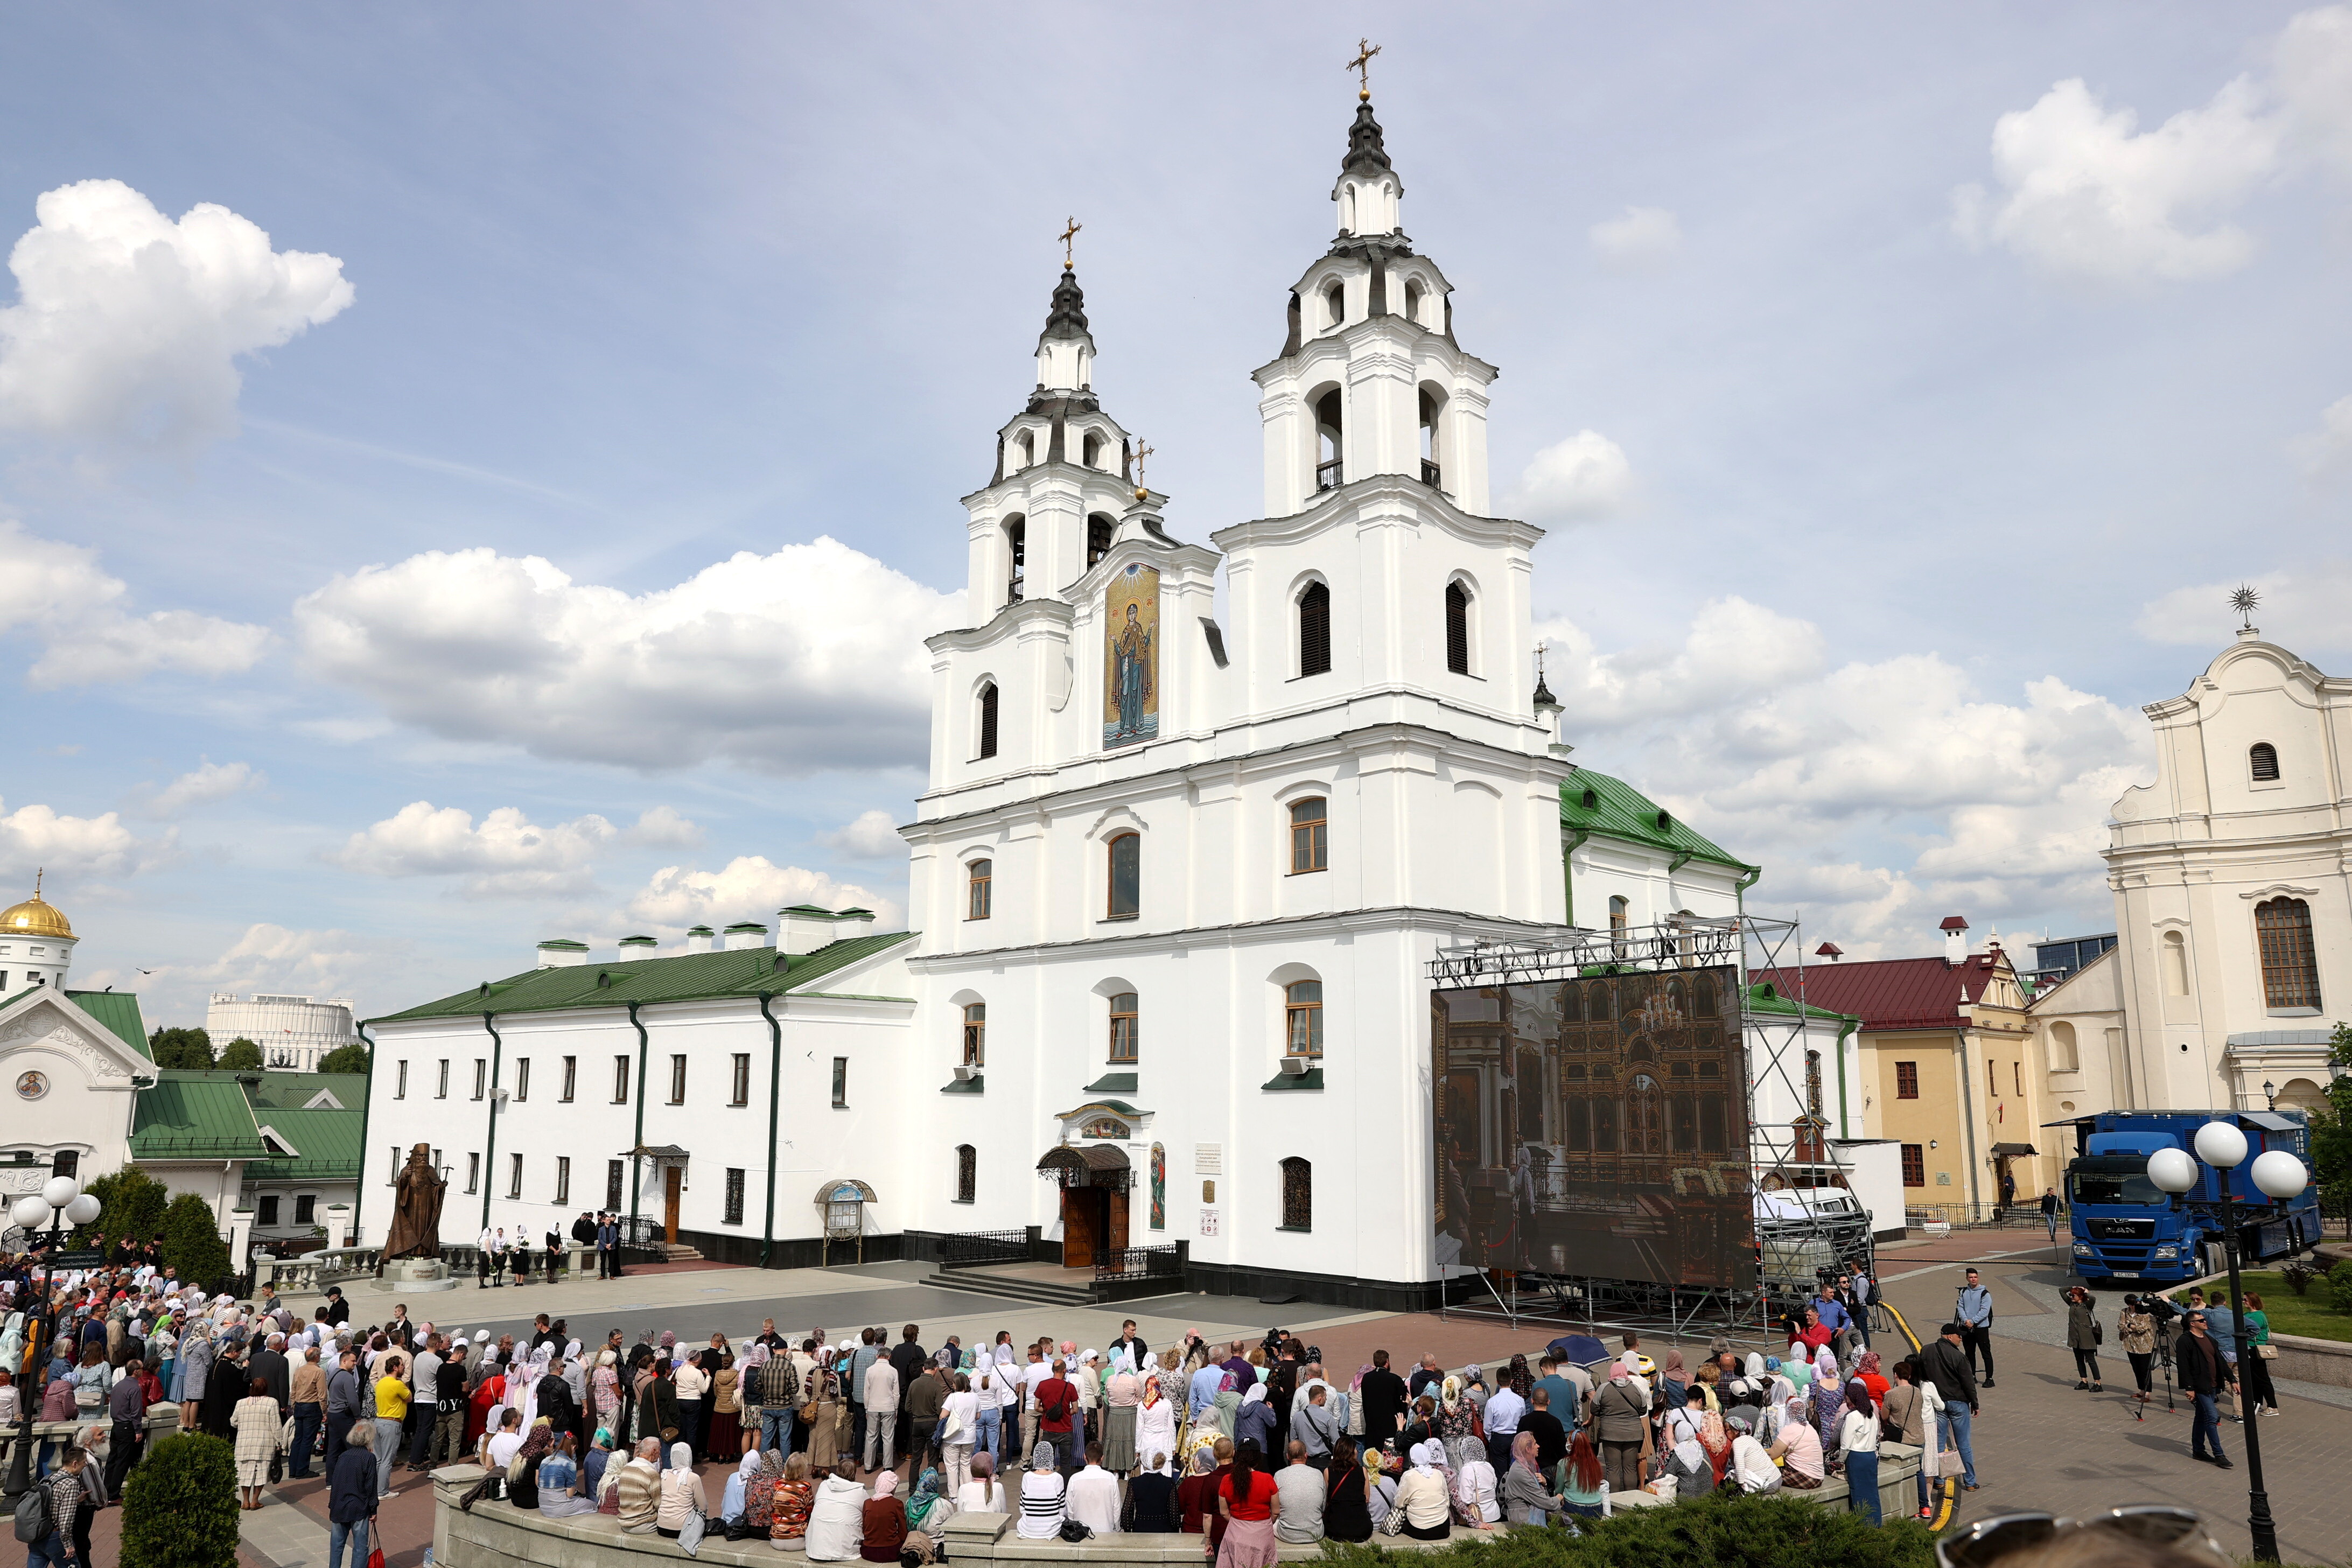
[627,1002,650,1236]
[1955,1027,1983,1215]
[479,1014,503,1228]
[352,1022,379,1247]
[759,992,782,1268]
[1834,1017,1857,1139]
[1562,828,1590,927]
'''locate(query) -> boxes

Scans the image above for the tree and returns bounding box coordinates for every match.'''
[148,1026,214,1070]
[318,1042,371,1075]
[158,1191,232,1289]
[216,1037,263,1070]
[2307,1023,2352,1216]
[83,1163,170,1253]
[121,1433,240,1568]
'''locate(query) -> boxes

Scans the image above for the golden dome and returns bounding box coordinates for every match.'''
[1,889,72,938]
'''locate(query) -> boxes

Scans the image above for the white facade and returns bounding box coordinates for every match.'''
[2106,627,2350,1115]
[208,991,360,1073]
[2027,947,2130,1122]
[0,989,144,1199]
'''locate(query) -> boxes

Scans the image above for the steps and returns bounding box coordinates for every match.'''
[663,1243,705,1262]
[921,1269,1097,1308]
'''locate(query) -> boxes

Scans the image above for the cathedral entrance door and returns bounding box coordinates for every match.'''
[1061,1186,1108,1269]
[664,1166,682,1243]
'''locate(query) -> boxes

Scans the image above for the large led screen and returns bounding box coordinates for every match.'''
[1432,967,1753,1288]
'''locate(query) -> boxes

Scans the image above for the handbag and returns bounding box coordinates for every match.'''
[367,1550,385,1568]
[2254,1344,2277,1360]
[680,1499,706,1557]
[2092,1321,2104,1346]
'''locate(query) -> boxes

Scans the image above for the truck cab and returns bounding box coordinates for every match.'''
[2053,1109,2319,1285]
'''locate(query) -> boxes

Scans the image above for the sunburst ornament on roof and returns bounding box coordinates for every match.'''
[2230,585,2259,629]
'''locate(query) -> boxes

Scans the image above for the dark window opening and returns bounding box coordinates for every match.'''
[2250,741,2279,782]
[1087,514,1115,568]
[1004,517,1026,604]
[1298,582,1331,677]
[955,1144,976,1203]
[977,683,999,759]
[1107,832,1141,919]
[1445,582,1471,674]
[1314,389,1343,491]
[723,1167,745,1225]
[1280,1156,1313,1230]
[2256,896,2322,1009]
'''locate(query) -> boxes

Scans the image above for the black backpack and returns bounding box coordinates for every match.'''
[12,1487,47,1545]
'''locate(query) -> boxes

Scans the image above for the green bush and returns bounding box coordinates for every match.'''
[2327,1261,2352,1316]
[158,1192,232,1290]
[318,1042,371,1075]
[216,1038,264,1070]
[84,1164,171,1254]
[121,1433,241,1568]
[1315,1493,1935,1568]
[146,1026,214,1069]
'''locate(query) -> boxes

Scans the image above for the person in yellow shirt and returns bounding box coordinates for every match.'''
[373,1357,411,1499]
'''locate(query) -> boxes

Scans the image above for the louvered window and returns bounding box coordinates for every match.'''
[1445,582,1471,674]
[1298,582,1331,676]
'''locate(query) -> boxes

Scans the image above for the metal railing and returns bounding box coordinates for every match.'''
[1315,458,1344,492]
[1093,1243,1183,1283]
[1905,1202,2067,1233]
[940,1230,1030,1269]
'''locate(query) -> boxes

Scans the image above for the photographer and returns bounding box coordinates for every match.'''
[2119,1294,2158,1409]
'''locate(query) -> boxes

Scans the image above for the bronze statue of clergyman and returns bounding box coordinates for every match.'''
[375,1142,446,1275]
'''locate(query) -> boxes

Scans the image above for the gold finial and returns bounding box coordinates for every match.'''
[1131,439,1154,501]
[1059,216,1082,270]
[32,867,41,900]
[2230,584,2260,630]
[1347,37,1381,100]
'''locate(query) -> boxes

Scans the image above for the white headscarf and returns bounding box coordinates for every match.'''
[1409,1440,1441,1474]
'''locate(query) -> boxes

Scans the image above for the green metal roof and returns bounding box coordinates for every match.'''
[131,1071,270,1160]
[244,1107,365,1181]
[370,930,919,1025]
[1744,981,1859,1027]
[64,991,150,1058]
[1560,769,1753,874]
[241,1072,369,1111]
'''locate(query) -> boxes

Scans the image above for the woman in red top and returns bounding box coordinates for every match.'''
[860,1469,908,1563]
[1178,1438,1230,1538]
[1853,1350,1890,1406]
[1214,1440,1279,1568]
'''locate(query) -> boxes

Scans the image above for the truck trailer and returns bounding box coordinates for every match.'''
[2047,1108,2322,1285]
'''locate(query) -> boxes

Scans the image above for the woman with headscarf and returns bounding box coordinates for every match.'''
[805,1353,843,1472]
[1343,1365,1371,1440]
[1433,1376,1478,1471]
[1853,1349,1889,1406]
[856,1468,906,1564]
[201,1337,246,1439]
[647,1357,684,1454]
[1232,1380,1278,1458]
[1211,1370,1242,1441]
[1388,1441,1451,1542]
[1493,1431,1556,1527]
[176,1320,213,1432]
[656,1440,708,1538]
[592,1349,622,1440]
[723,1448,764,1523]
[955,1450,1005,1515]
[1590,1352,1650,1497]
[904,1466,950,1537]
[676,1347,713,1461]
[712,1350,743,1461]
[1133,1372,1178,1481]
[508,1417,556,1511]
[1452,1427,1499,1525]
[1810,1359,1846,1454]
[1764,1395,1823,1489]
[1102,1358,1141,1473]
[229,1374,284,1510]
[1660,1349,1689,1415]
[771,1453,818,1551]
[1016,1441,1067,1539]
[1836,1378,1882,1525]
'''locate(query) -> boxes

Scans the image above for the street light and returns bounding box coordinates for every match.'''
[2,1172,102,1500]
[2146,1121,2311,1563]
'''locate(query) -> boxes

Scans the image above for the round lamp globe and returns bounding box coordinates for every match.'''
[2192,1121,2249,1170]
[40,1175,79,1209]
[2146,1146,2198,1195]
[2250,1149,2308,1200]
[10,1194,52,1231]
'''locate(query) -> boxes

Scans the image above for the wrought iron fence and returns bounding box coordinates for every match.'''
[1905,1202,2068,1233]
[940,1229,1031,1269]
[1093,1243,1184,1283]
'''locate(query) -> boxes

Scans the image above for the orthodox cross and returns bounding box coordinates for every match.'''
[1131,439,1154,498]
[2230,585,2259,629]
[1059,216,1082,269]
[1347,38,1381,100]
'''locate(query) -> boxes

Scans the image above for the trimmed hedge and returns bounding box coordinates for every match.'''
[1317,1493,1936,1568]
[121,1432,241,1568]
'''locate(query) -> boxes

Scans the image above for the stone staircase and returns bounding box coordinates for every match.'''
[920,1267,1099,1308]
[663,1242,706,1262]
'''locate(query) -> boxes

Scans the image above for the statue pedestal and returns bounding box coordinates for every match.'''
[370,1256,459,1292]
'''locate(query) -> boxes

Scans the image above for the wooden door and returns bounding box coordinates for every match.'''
[1108,1187,1130,1254]
[1062,1186,1103,1268]
[663,1166,682,1243]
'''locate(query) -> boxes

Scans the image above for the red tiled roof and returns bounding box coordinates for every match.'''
[1939,916,1970,932]
[1755,953,2005,1032]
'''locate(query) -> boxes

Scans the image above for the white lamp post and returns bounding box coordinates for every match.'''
[2,1170,98,1500]
[2147,1121,2309,1563]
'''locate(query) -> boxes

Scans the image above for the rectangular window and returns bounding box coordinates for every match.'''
[555,1156,571,1205]
[962,1003,985,1067]
[1289,798,1328,874]
[1901,1144,1926,1187]
[561,1056,576,1102]
[724,1168,746,1226]
[1284,980,1324,1057]
[295,1194,316,1226]
[515,1058,530,1102]
[967,858,992,920]
[258,1195,280,1227]
[466,1153,480,1194]
[1107,832,1140,919]
[606,1159,624,1210]
[831,1056,848,1108]
[1895,1061,1919,1100]
[387,1146,400,1184]
[669,1054,687,1104]
[731,1054,751,1107]
[437,1060,450,1098]
[1109,992,1139,1063]
[508,1152,523,1199]
[473,1059,487,1101]
[1698,1096,1727,1153]
[2013,1062,2022,1097]
[614,1056,631,1103]
[1987,1059,1997,1098]
[396,1060,409,1100]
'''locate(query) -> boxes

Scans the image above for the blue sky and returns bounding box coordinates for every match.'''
[3,3,2348,1026]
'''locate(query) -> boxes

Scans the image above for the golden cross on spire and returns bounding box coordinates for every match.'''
[1346,37,1381,100]
[1059,216,1082,270]
[1131,438,1154,499]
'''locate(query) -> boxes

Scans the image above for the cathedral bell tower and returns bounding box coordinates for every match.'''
[1251,94,1496,519]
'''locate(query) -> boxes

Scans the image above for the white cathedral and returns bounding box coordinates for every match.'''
[359,95,1835,1308]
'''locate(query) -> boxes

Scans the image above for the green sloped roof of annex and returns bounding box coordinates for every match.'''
[242,1071,370,1111]
[1559,769,1754,874]
[370,930,919,1024]
[131,1070,271,1160]
[244,1105,365,1181]
[1744,979,1859,1028]
[0,986,151,1058]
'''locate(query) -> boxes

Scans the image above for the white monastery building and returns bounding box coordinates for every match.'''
[358,95,1856,1307]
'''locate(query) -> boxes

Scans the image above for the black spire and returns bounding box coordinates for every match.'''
[1041,267,1089,340]
[1340,99,1391,179]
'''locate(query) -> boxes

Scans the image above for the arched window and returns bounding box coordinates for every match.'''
[2161,930,2191,997]
[955,1144,976,1203]
[2048,1020,2078,1073]
[2255,897,2322,1009]
[1404,280,1423,324]
[961,1002,985,1066]
[1694,974,1718,1018]
[966,859,992,921]
[1087,513,1115,569]
[1003,517,1026,604]
[1314,388,1344,491]
[1298,581,1331,676]
[976,683,999,759]
[1608,894,1629,957]
[1279,1157,1312,1230]
[1284,979,1324,1056]
[1445,582,1471,675]
[1289,797,1328,873]
[1082,431,1104,469]
[2249,742,2280,782]
[1325,281,1345,327]
[1109,991,1139,1062]
[1419,388,1444,487]
[1013,430,1034,470]
[1107,832,1140,919]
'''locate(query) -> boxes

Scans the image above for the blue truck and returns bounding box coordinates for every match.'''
[2048,1109,2323,1285]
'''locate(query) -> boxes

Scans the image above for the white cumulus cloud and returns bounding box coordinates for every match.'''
[1587,206,1682,272]
[817,809,904,859]
[137,759,262,818]
[295,535,961,775]
[622,806,704,849]
[0,179,353,450]
[331,801,619,896]
[0,796,171,883]
[0,521,271,686]
[122,922,411,1028]
[1506,431,1633,524]
[624,856,900,932]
